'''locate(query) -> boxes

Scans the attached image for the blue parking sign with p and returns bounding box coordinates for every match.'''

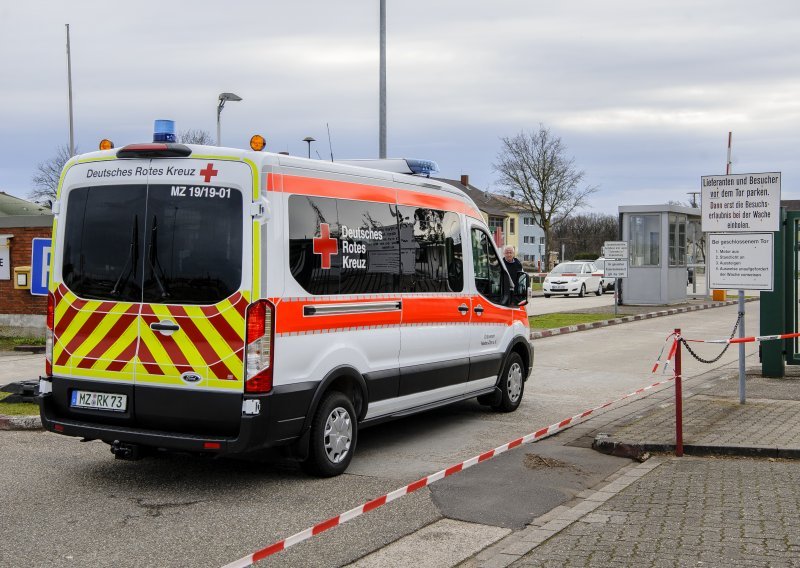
[31,238,51,296]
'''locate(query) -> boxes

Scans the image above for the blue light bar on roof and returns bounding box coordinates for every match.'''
[406,159,439,177]
[153,119,176,143]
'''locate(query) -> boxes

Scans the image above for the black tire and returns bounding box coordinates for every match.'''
[301,391,357,477]
[492,352,525,412]
[595,283,603,296]
[578,284,586,298]
[543,294,551,298]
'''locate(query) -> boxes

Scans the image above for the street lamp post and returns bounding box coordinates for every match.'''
[217,92,242,146]
[303,136,316,159]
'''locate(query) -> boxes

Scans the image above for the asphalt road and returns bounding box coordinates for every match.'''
[526,290,617,317]
[0,302,760,568]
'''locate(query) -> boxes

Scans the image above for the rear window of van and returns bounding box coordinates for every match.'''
[62,184,243,304]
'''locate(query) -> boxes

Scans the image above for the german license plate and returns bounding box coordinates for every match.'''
[70,390,127,412]
[552,286,565,291]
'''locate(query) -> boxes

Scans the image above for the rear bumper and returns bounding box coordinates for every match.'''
[38,377,316,456]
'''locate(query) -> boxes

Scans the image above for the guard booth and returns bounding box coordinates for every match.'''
[761,205,800,377]
[618,204,702,305]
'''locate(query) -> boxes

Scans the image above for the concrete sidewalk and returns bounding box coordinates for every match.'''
[462,366,800,568]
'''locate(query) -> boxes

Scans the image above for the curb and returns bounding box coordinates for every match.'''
[0,414,42,430]
[592,436,800,460]
[530,298,758,340]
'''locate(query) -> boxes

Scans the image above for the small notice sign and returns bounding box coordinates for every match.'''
[603,259,628,278]
[708,233,773,291]
[603,241,628,260]
[701,172,780,232]
[0,245,9,280]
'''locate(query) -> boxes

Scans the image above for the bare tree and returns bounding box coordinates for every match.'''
[30,145,75,205]
[178,129,214,145]
[493,125,597,262]
[552,213,618,260]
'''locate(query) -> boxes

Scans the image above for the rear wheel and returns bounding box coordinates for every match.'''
[493,353,525,412]
[302,391,357,477]
[595,283,603,296]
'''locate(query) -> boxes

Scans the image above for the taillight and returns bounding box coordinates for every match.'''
[245,299,274,393]
[45,292,54,377]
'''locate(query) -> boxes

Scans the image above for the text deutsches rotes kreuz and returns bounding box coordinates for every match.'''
[340,225,383,269]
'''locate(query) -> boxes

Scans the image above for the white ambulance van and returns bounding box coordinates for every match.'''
[38,130,532,476]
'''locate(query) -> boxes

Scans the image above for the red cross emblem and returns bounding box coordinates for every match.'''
[199,163,218,183]
[313,223,338,269]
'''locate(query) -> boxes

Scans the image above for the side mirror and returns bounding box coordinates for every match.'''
[513,273,529,307]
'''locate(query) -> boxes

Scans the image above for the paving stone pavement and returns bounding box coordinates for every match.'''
[509,457,800,568]
[460,366,800,568]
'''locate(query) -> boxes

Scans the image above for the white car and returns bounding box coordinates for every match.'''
[543,261,603,298]
[593,258,616,292]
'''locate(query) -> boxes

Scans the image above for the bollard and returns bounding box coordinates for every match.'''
[674,328,683,457]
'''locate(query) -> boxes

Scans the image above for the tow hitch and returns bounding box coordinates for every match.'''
[110,440,144,460]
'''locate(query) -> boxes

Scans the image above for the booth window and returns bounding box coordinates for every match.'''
[669,214,687,266]
[630,214,660,266]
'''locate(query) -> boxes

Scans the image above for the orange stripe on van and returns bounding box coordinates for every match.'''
[272,295,522,336]
[271,174,483,220]
[273,297,402,335]
[401,296,470,325]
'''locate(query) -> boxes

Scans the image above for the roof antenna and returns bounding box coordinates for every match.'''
[327,123,334,162]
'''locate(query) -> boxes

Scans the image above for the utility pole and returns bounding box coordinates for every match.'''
[379,0,387,158]
[66,24,75,157]
[687,192,700,208]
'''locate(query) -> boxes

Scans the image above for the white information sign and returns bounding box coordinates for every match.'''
[603,241,628,260]
[0,246,9,280]
[708,233,773,291]
[603,259,628,278]
[701,172,780,232]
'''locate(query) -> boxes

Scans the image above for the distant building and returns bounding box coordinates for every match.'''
[0,192,53,337]
[437,176,545,269]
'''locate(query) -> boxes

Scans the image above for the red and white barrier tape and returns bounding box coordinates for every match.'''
[651,333,678,374]
[222,376,676,568]
[687,331,800,345]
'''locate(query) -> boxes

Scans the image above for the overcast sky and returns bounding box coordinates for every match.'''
[2,1,798,214]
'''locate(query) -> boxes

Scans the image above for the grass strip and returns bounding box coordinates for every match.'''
[0,336,45,350]
[529,312,619,330]
[0,392,40,416]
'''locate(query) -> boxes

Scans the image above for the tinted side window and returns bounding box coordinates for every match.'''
[288,196,401,295]
[62,185,146,302]
[471,228,503,304]
[398,207,463,293]
[288,195,341,295]
[338,199,400,294]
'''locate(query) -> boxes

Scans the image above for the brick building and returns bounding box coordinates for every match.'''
[0,192,53,337]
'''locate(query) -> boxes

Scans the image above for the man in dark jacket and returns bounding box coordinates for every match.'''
[502,245,523,288]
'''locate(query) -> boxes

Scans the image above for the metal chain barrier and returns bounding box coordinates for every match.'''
[680,313,742,364]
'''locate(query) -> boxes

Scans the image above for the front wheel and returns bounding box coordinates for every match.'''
[578,284,586,298]
[595,283,603,296]
[492,353,525,412]
[301,391,357,477]
[543,294,551,298]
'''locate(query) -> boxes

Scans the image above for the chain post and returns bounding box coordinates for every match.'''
[674,328,683,457]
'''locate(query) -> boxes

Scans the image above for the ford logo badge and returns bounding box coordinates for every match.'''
[181,372,202,384]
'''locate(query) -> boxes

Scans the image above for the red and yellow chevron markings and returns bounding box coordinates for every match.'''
[51,283,248,390]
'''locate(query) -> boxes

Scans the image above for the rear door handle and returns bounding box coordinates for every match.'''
[457,303,469,315]
[150,321,180,335]
[474,304,484,316]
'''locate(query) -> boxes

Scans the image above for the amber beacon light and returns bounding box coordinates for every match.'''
[99,139,114,150]
[250,135,266,152]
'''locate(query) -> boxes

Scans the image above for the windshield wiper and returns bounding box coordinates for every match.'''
[110,215,139,297]
[147,215,171,299]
